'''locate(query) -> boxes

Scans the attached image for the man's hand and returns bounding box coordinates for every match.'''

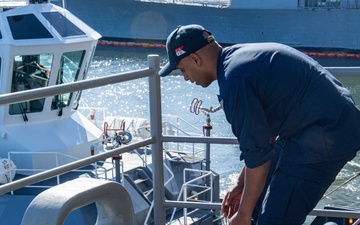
[221,183,243,218]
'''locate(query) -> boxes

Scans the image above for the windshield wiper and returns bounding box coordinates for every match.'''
[58,94,64,117]
[19,103,28,122]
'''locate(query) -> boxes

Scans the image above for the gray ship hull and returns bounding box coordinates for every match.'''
[65,0,360,51]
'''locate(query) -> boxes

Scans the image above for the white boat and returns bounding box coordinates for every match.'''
[0,1,360,225]
[0,2,224,224]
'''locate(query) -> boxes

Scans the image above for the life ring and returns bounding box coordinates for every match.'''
[0,158,16,185]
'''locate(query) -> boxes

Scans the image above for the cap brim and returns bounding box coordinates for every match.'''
[158,61,177,77]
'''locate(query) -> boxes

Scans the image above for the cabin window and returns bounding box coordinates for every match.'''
[42,12,85,37]
[10,54,53,115]
[0,29,2,39]
[74,43,97,109]
[52,50,85,112]
[7,14,53,40]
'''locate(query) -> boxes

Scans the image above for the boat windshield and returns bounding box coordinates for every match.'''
[74,44,97,109]
[7,13,53,40]
[51,50,85,110]
[42,12,85,37]
[10,53,53,115]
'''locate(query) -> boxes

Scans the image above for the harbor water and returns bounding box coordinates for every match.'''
[82,44,360,223]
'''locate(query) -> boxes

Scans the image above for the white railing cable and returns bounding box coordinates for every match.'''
[326,67,360,76]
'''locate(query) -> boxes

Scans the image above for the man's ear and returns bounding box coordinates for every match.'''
[189,53,201,66]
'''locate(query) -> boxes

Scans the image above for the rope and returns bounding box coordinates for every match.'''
[322,171,360,199]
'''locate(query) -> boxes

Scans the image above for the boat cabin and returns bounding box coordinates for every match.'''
[0,2,102,177]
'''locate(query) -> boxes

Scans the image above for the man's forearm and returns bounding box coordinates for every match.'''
[238,160,271,219]
[236,166,245,187]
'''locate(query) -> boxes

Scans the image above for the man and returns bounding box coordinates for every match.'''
[159,24,360,225]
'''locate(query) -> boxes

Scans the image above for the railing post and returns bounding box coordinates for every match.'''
[183,183,188,225]
[148,54,166,224]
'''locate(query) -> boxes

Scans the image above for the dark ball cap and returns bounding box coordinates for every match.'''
[158,24,214,77]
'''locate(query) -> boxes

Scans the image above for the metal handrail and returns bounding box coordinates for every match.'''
[7,151,107,189]
[163,114,203,135]
[168,168,215,224]
[0,55,359,224]
[0,68,152,106]
[182,169,214,225]
[0,138,155,194]
[164,200,360,218]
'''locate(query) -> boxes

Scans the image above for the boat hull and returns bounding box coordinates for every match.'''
[66,0,360,51]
